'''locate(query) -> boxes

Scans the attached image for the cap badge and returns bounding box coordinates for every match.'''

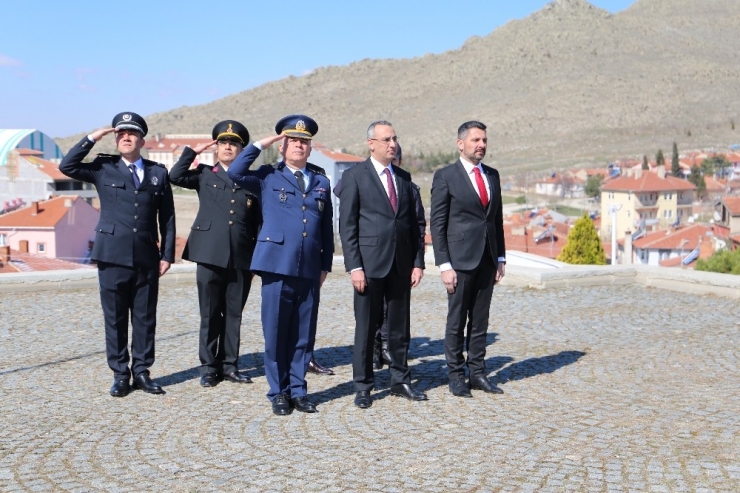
[122,114,132,121]
[279,190,288,202]
[227,123,233,133]
[296,120,306,132]
[150,176,158,186]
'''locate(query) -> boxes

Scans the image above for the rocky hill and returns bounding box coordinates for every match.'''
[57,0,740,169]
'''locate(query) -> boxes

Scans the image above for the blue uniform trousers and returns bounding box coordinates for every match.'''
[260,272,319,401]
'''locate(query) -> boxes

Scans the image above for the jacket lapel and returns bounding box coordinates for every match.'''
[365,160,395,215]
[454,160,486,211]
[116,159,137,188]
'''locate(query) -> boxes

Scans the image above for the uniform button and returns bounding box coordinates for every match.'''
[228,221,233,226]
[303,232,307,237]
[196,226,200,230]
[134,203,139,207]
[303,219,307,224]
[134,215,138,219]
[231,199,235,204]
[266,237,270,240]
[213,184,217,187]
[230,210,235,214]
[133,228,138,233]
[232,189,236,193]
[134,191,139,195]
[302,206,306,211]
[303,193,307,199]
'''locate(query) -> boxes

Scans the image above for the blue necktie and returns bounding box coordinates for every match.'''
[129,164,141,188]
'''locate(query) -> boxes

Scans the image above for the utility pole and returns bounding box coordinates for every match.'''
[608,204,622,265]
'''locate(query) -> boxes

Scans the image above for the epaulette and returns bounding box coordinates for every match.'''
[306,163,326,176]
[143,158,166,168]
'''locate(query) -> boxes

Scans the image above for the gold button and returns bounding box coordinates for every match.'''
[230,210,235,214]
[302,232,307,237]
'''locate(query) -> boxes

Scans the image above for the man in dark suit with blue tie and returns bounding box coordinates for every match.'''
[169,120,261,388]
[430,120,506,398]
[338,120,427,409]
[59,112,175,397]
[227,115,334,416]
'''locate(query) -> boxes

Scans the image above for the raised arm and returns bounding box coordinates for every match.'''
[169,141,215,189]
[58,127,115,183]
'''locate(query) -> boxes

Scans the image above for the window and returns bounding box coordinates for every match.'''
[37,243,46,253]
[0,234,6,246]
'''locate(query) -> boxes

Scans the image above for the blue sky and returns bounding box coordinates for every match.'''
[0,0,634,137]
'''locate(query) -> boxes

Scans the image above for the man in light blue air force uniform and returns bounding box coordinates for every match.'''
[227,115,334,416]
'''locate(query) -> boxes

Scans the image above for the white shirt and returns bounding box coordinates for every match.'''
[370,156,396,199]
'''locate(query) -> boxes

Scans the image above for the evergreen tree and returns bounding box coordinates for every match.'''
[671,142,681,177]
[584,175,603,198]
[642,155,649,170]
[695,248,740,275]
[557,215,607,265]
[656,149,665,168]
[688,165,706,196]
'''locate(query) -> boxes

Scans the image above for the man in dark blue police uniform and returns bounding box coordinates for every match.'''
[227,115,334,416]
[59,112,175,397]
[169,120,261,388]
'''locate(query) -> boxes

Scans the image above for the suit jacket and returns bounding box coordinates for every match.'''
[430,159,505,271]
[338,159,424,278]
[59,137,175,268]
[169,147,261,270]
[226,144,334,281]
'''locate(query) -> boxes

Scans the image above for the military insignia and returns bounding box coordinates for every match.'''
[279,191,288,202]
[296,120,306,132]
[122,114,132,121]
[227,123,233,133]
[150,176,158,186]
[318,200,325,212]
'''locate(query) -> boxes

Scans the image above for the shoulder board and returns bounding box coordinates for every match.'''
[93,153,117,161]
[306,163,326,176]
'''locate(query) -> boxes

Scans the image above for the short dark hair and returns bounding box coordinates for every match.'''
[367,120,393,140]
[457,121,487,140]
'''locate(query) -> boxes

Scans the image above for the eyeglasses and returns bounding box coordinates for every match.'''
[370,136,398,145]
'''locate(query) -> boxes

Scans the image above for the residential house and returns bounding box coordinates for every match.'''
[713,196,740,250]
[621,224,714,267]
[600,165,696,241]
[0,245,93,273]
[0,196,100,264]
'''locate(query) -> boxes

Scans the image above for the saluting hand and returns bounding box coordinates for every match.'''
[441,269,457,294]
[258,134,285,148]
[192,140,217,154]
[89,127,115,142]
[410,267,423,288]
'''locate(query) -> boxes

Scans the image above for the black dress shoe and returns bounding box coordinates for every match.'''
[200,373,219,387]
[290,396,318,413]
[449,378,472,398]
[272,393,292,416]
[381,341,391,365]
[110,379,130,397]
[133,373,166,395]
[390,383,428,401]
[373,341,383,370]
[223,371,253,384]
[354,390,372,409]
[470,375,504,394]
[307,358,334,375]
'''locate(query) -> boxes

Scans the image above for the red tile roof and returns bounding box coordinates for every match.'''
[24,156,71,181]
[0,196,79,228]
[0,248,93,273]
[722,197,740,215]
[632,224,712,250]
[601,171,695,192]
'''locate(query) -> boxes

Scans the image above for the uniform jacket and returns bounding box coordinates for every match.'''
[226,144,333,281]
[59,137,175,267]
[169,147,261,270]
[430,159,505,271]
[338,159,425,278]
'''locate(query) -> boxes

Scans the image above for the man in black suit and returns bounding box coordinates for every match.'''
[430,120,506,398]
[59,112,175,397]
[169,120,261,388]
[338,120,426,409]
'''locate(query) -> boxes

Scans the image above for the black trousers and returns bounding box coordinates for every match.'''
[97,261,159,380]
[196,264,252,375]
[353,264,411,391]
[374,300,389,343]
[444,249,495,380]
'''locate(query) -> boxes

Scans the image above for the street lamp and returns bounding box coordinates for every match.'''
[608,204,622,265]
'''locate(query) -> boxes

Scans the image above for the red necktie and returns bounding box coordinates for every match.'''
[473,167,489,208]
[384,168,397,212]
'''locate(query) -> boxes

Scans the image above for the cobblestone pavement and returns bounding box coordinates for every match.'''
[1,273,739,492]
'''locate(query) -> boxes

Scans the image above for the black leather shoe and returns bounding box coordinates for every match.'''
[390,383,428,401]
[373,341,383,370]
[110,379,130,397]
[290,396,318,413]
[133,373,166,395]
[307,358,334,375]
[470,375,504,394]
[223,371,253,384]
[272,393,292,416]
[381,341,391,365]
[354,390,372,408]
[200,373,219,387]
[449,378,472,398]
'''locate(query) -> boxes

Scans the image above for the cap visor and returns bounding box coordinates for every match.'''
[115,123,144,135]
[282,131,312,140]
